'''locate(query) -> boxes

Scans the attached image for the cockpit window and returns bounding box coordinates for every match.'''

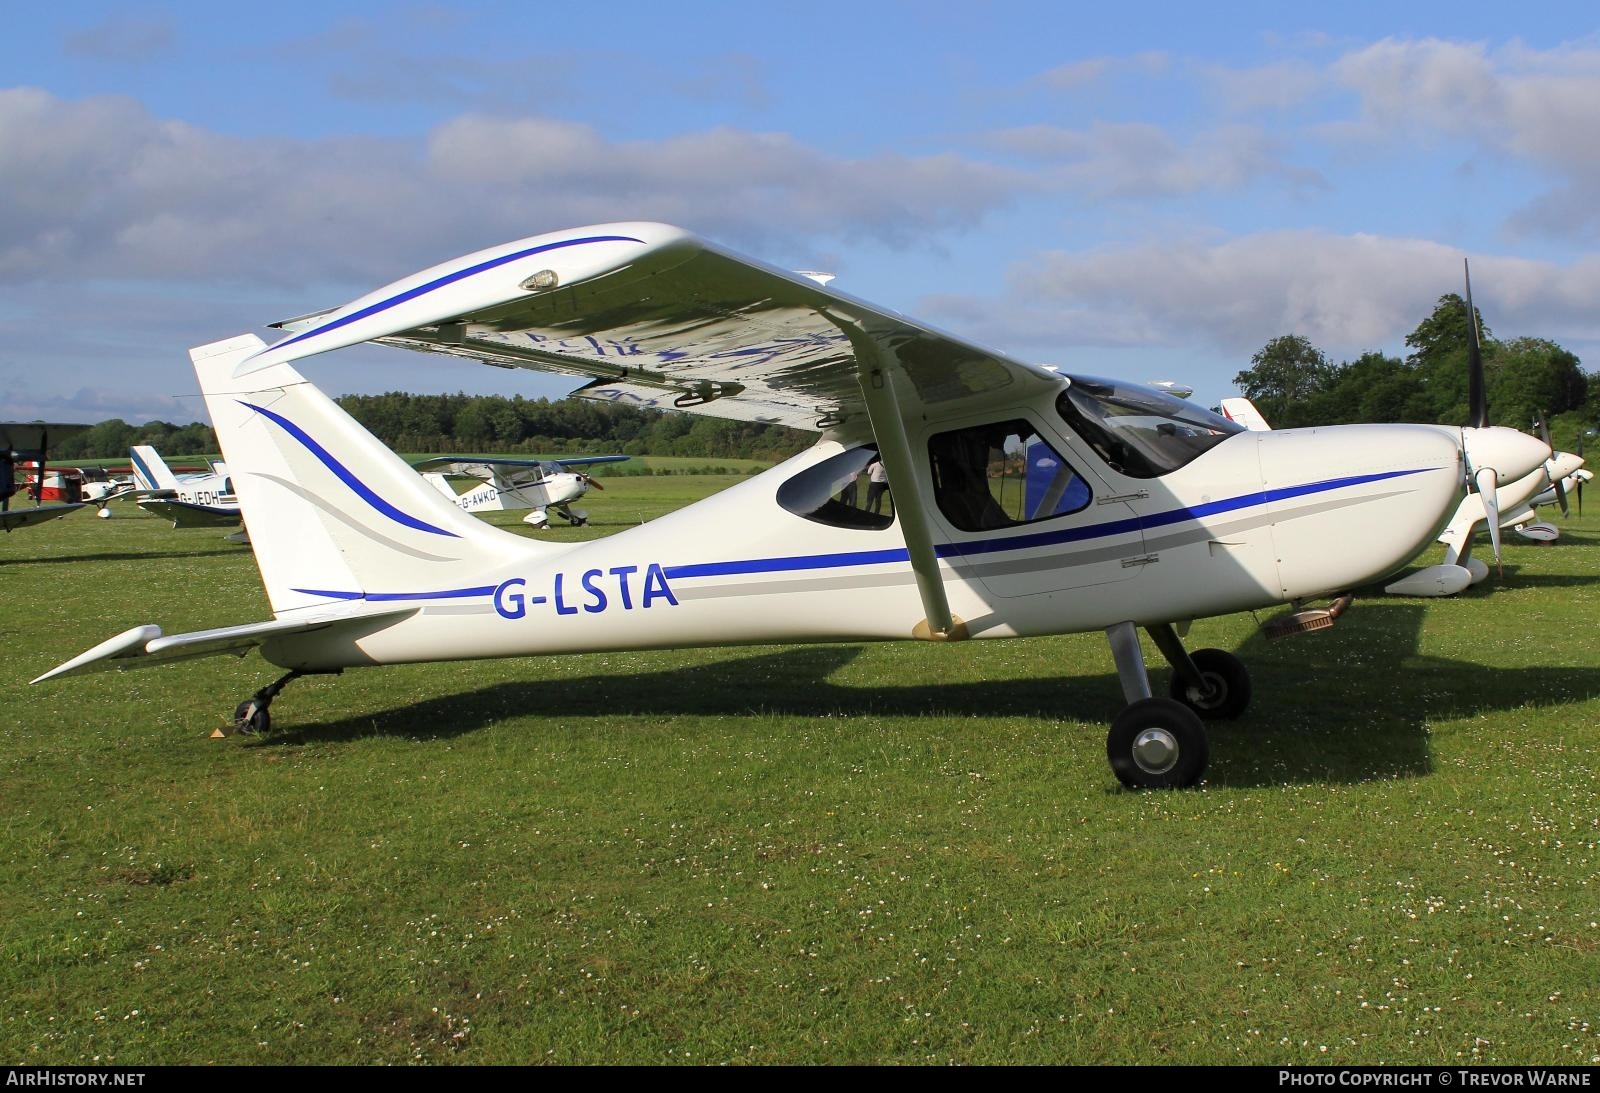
[928,420,1091,532]
[1056,374,1243,478]
[777,445,894,530]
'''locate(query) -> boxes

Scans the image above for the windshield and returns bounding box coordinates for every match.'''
[1056,375,1243,478]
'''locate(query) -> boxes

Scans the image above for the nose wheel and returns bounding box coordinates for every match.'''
[1102,622,1252,788]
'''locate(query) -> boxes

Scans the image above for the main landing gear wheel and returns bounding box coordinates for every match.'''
[1107,698,1208,789]
[1168,648,1252,720]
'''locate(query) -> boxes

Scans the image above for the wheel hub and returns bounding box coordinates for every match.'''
[1131,727,1180,774]
[1187,671,1223,708]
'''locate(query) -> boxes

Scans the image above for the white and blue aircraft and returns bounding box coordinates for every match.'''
[414,454,628,528]
[33,223,1552,787]
[130,444,242,529]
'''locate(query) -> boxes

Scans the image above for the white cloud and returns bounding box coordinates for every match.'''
[980,121,1322,197]
[0,88,1031,288]
[928,231,1600,362]
[1032,52,1169,92]
[62,13,176,64]
[1330,38,1600,237]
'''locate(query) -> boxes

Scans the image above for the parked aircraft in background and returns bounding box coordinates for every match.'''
[1,422,90,532]
[414,454,628,527]
[36,225,1553,788]
[21,463,135,517]
[130,444,242,529]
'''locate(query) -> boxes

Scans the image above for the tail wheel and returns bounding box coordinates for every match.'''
[1169,648,1252,720]
[233,701,270,735]
[1107,698,1208,789]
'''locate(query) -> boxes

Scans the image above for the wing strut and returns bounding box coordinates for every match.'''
[840,321,967,641]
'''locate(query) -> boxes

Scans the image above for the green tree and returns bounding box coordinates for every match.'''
[1405,292,1491,423]
[1234,335,1334,427]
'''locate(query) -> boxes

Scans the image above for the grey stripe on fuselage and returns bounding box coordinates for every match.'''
[255,473,462,562]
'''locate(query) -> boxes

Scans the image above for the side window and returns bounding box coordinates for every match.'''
[928,420,1090,533]
[777,445,894,530]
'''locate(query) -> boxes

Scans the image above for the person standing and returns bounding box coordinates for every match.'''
[865,458,889,514]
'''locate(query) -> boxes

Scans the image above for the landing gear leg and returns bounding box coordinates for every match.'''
[1148,623,1252,720]
[1103,621,1208,789]
[222,670,305,737]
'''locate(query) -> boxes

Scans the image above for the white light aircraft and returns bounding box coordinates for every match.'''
[33,224,1553,787]
[414,454,629,527]
[130,444,242,529]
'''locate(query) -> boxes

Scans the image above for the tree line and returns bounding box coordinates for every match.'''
[46,296,1600,463]
[48,392,815,463]
[1234,294,1598,449]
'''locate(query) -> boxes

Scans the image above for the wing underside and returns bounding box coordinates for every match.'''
[250,222,1057,433]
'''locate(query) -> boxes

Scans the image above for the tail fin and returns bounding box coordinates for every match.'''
[1219,397,1273,432]
[129,445,181,492]
[190,335,554,617]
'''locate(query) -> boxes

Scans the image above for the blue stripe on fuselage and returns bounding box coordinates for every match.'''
[289,467,1433,601]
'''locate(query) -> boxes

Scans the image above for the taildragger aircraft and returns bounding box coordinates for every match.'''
[414,454,629,528]
[2,423,90,532]
[33,224,1554,787]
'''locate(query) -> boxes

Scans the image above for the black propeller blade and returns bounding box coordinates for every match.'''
[30,427,48,504]
[1464,259,1489,430]
[1537,415,1569,517]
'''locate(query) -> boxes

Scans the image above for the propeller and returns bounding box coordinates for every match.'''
[581,473,605,492]
[31,426,48,504]
[1537,415,1570,518]
[1465,261,1488,430]
[1460,260,1503,575]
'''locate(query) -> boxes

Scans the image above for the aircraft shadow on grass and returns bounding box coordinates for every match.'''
[257,603,1600,789]
[2,548,242,567]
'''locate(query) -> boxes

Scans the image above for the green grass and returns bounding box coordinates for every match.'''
[2,483,1599,1064]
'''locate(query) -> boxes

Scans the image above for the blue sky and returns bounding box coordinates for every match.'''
[4,2,1600,424]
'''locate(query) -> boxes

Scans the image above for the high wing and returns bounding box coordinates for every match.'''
[412,455,629,473]
[241,222,1062,637]
[1,503,85,532]
[246,222,1059,434]
[553,455,630,468]
[1,423,91,453]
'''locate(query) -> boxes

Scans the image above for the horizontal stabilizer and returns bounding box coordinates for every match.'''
[137,498,242,528]
[31,610,412,683]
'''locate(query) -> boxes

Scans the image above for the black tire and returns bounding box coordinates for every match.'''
[1168,647,1251,720]
[1107,697,1208,789]
[233,700,270,736]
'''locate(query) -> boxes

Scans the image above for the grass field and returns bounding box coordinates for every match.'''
[2,477,1598,1065]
